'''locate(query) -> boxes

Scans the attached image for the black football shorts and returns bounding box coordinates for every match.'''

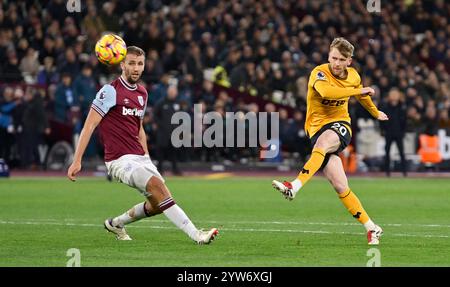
[309,121,352,170]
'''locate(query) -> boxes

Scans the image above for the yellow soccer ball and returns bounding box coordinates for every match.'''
[95,34,127,65]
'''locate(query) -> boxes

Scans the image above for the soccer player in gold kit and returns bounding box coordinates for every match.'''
[272,38,388,245]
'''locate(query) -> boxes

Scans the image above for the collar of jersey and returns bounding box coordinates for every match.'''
[119,76,137,91]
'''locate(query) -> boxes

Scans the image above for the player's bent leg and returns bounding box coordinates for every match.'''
[146,176,219,244]
[323,155,383,245]
[111,201,156,227]
[105,201,156,241]
[104,156,167,241]
[272,130,340,200]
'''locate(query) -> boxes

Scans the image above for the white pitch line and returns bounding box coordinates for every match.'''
[0,220,448,239]
[167,220,450,229]
[9,218,450,228]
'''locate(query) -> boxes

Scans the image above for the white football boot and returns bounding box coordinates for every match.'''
[367,225,383,245]
[272,180,297,201]
[195,228,219,245]
[104,218,132,240]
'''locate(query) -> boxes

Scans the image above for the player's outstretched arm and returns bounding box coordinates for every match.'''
[67,108,102,181]
[314,81,372,99]
[355,87,386,119]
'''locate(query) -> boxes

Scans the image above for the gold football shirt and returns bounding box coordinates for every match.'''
[304,63,379,137]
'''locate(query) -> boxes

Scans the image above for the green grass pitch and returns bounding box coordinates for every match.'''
[0,176,449,266]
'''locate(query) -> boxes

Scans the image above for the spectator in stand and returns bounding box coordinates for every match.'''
[37,57,58,86]
[203,45,218,68]
[177,74,195,108]
[54,73,77,123]
[11,88,25,167]
[198,79,216,110]
[100,2,121,33]
[184,43,204,85]
[2,52,23,83]
[20,88,50,170]
[279,108,292,152]
[438,109,450,132]
[380,88,408,177]
[16,37,29,62]
[217,90,234,112]
[73,64,97,120]
[291,110,309,163]
[142,50,164,85]
[153,85,182,176]
[0,87,16,163]
[406,106,423,133]
[81,5,106,39]
[254,68,271,100]
[230,61,256,94]
[19,47,40,82]
[150,73,170,106]
[161,41,181,73]
[38,36,57,63]
[57,47,80,79]
[423,102,439,136]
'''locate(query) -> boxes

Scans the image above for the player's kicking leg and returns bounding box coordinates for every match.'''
[323,154,383,245]
[272,129,339,200]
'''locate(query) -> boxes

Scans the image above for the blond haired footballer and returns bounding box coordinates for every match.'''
[272,38,388,245]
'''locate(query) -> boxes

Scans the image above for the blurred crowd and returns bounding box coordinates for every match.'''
[0,0,449,170]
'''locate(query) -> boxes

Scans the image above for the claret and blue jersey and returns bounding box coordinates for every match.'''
[91,76,148,162]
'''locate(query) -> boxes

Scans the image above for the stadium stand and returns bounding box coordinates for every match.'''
[0,0,449,173]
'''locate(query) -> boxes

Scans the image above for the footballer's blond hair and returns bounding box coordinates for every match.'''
[330,37,354,58]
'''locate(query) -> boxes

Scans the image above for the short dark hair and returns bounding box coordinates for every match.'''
[61,72,71,79]
[82,63,92,70]
[126,46,145,57]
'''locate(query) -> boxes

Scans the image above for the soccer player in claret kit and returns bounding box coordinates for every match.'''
[272,38,389,245]
[67,46,218,244]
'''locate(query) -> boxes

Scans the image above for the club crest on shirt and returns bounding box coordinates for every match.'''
[138,96,144,106]
[317,71,326,81]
